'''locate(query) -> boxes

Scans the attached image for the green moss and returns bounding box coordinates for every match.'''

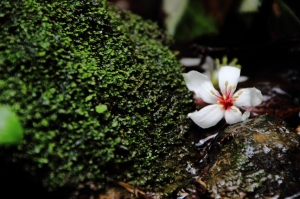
[0,0,192,193]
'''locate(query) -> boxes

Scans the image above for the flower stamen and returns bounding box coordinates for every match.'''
[211,90,222,100]
[224,81,229,94]
[233,90,243,99]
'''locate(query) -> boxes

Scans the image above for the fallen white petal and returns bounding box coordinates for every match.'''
[272,87,287,95]
[201,56,214,70]
[238,76,248,82]
[233,87,263,107]
[218,66,240,95]
[250,88,264,106]
[180,57,201,66]
[195,133,218,146]
[233,88,253,107]
[183,70,220,104]
[188,104,224,128]
[242,111,250,120]
[224,106,243,124]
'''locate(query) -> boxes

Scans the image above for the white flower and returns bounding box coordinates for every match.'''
[183,66,263,128]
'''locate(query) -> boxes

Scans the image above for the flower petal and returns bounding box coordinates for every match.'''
[242,111,250,120]
[250,88,264,106]
[188,104,224,128]
[238,76,248,82]
[201,56,214,71]
[233,88,263,107]
[218,66,240,95]
[233,88,252,107]
[183,70,220,104]
[224,106,243,124]
[180,57,201,66]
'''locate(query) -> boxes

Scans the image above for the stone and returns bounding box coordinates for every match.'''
[200,114,300,199]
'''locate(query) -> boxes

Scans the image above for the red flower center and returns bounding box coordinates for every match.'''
[219,95,233,110]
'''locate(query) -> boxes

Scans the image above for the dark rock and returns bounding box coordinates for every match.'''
[200,114,300,198]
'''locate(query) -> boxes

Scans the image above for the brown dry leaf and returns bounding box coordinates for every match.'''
[118,181,146,197]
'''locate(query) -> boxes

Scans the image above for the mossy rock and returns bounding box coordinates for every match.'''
[0,0,192,193]
[201,115,300,198]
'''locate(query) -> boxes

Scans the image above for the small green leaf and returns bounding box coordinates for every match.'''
[0,106,23,145]
[95,104,107,114]
[38,51,46,56]
[85,94,94,102]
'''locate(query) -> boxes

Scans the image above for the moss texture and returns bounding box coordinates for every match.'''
[0,0,191,192]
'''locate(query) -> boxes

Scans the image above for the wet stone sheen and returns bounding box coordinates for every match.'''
[201,114,300,199]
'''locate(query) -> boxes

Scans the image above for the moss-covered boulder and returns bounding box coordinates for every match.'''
[0,0,192,193]
[200,115,300,198]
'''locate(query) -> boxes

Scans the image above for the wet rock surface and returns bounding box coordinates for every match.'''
[199,114,300,199]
